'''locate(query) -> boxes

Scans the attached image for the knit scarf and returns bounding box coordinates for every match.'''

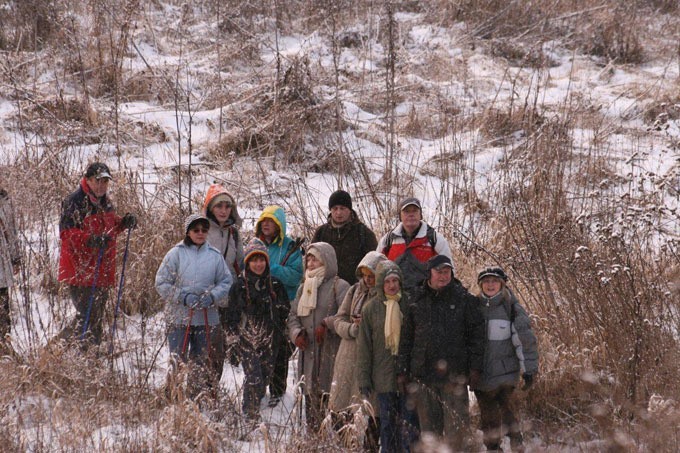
[383,292,402,355]
[297,266,325,316]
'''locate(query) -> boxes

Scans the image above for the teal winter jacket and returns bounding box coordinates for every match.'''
[255,205,303,301]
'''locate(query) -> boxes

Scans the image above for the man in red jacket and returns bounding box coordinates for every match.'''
[377,197,453,290]
[57,162,136,346]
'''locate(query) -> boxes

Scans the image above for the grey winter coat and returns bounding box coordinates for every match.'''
[288,242,350,395]
[329,251,387,412]
[206,218,244,279]
[155,240,233,326]
[0,190,20,289]
[477,288,539,392]
[357,260,406,394]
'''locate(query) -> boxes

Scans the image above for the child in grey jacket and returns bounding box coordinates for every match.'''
[474,266,538,452]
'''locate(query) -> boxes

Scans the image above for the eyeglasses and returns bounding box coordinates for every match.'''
[190,227,209,233]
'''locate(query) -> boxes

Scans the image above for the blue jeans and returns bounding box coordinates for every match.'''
[377,392,401,453]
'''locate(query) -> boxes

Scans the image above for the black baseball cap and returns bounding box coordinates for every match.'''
[426,254,453,271]
[85,162,112,180]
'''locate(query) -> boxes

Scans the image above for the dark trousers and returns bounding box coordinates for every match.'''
[241,344,275,417]
[474,385,522,450]
[0,287,10,340]
[269,339,293,398]
[59,285,109,345]
[377,392,401,453]
[415,380,470,450]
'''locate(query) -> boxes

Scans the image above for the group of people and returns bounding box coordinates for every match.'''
[1,161,540,452]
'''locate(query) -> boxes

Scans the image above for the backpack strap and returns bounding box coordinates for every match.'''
[426,225,437,249]
[228,225,241,274]
[384,231,394,255]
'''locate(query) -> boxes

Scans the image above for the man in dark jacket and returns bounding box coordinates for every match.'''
[57,162,137,346]
[0,188,20,353]
[312,190,377,285]
[398,255,485,450]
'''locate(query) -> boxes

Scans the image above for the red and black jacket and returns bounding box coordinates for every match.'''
[58,178,123,287]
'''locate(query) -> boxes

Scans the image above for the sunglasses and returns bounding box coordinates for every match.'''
[190,227,209,233]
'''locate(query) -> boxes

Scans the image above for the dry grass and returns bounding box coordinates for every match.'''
[0,0,678,450]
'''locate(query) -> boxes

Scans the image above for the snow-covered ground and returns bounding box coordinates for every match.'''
[1,1,678,451]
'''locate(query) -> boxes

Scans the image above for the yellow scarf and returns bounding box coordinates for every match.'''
[383,292,402,355]
[297,266,325,316]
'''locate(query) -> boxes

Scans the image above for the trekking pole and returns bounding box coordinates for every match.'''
[80,246,105,341]
[181,308,194,360]
[298,346,305,428]
[109,227,132,355]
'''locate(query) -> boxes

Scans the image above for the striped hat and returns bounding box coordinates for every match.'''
[244,238,269,265]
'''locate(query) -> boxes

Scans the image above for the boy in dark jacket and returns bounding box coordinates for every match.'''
[475,266,538,452]
[225,239,290,421]
[398,255,485,450]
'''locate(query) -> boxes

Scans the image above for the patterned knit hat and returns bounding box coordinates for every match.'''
[184,213,210,235]
[244,238,269,265]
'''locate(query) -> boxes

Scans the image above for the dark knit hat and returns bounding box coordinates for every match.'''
[184,213,210,235]
[328,190,352,210]
[244,238,269,265]
[426,254,454,272]
[85,162,112,180]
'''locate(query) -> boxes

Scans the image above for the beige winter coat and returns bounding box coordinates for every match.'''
[288,242,350,395]
[329,251,387,412]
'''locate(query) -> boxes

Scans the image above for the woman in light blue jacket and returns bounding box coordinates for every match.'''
[155,213,233,396]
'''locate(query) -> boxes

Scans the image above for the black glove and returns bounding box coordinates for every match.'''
[468,369,482,389]
[522,373,534,390]
[121,213,137,229]
[360,386,372,399]
[86,234,112,249]
[229,350,241,367]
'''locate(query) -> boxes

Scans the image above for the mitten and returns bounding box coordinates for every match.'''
[294,331,309,351]
[314,323,327,345]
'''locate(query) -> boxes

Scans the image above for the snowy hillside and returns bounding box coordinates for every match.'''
[0,1,678,451]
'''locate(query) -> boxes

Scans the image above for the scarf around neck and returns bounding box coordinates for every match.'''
[297,266,325,316]
[383,292,402,355]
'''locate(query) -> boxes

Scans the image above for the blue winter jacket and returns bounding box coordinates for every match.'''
[255,205,303,301]
[155,240,233,326]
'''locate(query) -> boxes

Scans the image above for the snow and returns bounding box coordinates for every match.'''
[1,1,679,450]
